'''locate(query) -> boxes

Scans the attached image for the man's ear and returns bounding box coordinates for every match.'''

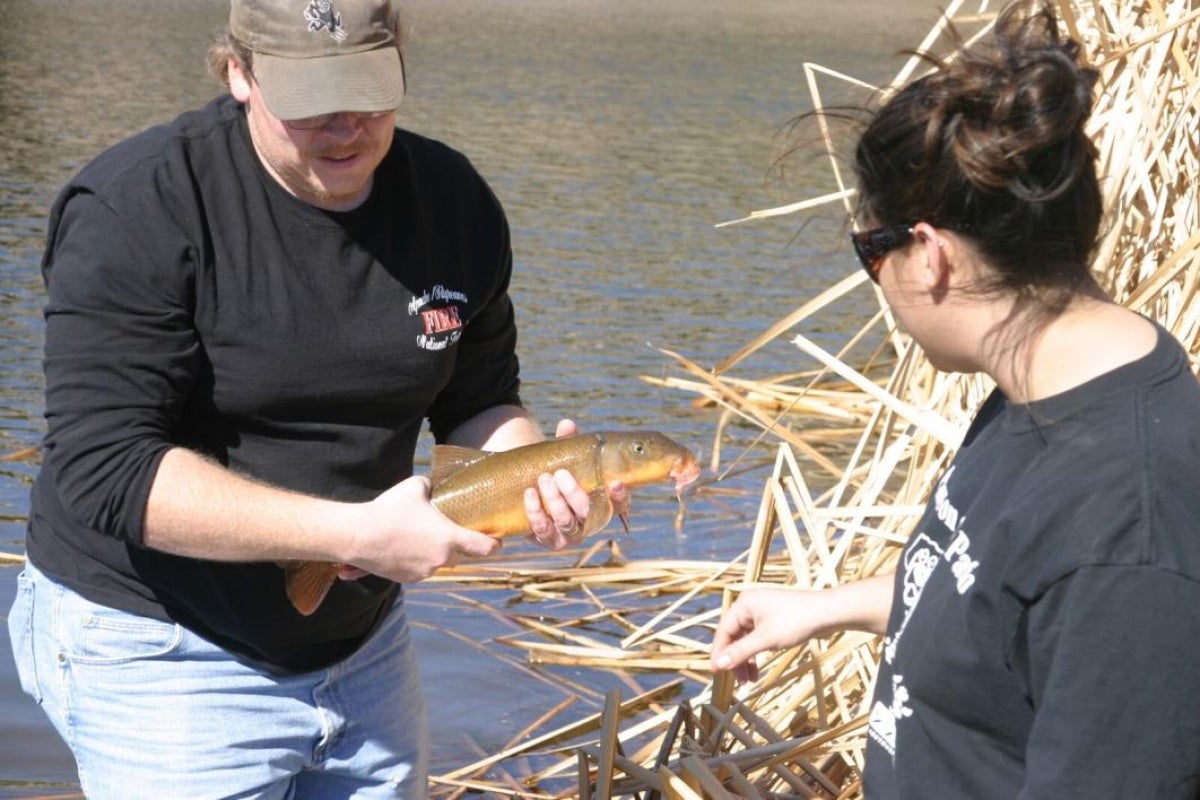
[912,221,951,301]
[228,59,252,103]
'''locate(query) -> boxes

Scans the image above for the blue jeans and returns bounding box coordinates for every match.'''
[7,560,428,799]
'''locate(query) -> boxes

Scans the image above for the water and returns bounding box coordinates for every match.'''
[0,0,939,792]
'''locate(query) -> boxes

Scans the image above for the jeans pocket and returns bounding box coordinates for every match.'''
[8,569,42,703]
[63,606,184,666]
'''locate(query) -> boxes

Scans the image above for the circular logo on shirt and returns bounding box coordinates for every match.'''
[408,284,467,351]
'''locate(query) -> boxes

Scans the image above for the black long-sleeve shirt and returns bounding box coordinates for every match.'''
[27,95,523,672]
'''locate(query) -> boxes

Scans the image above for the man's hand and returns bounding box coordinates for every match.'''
[345,475,502,583]
[523,419,629,550]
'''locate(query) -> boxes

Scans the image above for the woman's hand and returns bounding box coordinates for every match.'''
[711,575,895,683]
[711,588,828,684]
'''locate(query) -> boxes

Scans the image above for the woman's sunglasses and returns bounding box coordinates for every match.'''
[850,224,914,284]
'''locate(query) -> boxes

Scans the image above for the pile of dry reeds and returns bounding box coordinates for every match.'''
[431,1,1199,797]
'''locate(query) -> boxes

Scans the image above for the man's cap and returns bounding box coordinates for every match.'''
[230,0,405,120]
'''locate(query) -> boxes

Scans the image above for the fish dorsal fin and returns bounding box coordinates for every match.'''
[430,444,492,487]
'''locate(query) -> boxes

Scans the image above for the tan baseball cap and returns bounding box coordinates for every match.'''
[230,0,406,120]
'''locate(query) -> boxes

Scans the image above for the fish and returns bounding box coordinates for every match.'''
[283,430,701,616]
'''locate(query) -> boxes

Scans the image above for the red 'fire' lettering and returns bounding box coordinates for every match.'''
[421,306,462,335]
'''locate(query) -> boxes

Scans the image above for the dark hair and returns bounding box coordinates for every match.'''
[854,0,1101,303]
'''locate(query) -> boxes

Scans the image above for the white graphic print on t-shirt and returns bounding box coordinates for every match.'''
[867,465,980,760]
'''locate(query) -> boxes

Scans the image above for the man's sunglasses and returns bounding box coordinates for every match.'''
[283,109,396,130]
[850,224,914,284]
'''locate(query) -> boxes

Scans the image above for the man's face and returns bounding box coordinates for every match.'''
[229,59,396,211]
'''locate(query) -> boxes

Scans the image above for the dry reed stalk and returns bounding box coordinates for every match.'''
[0,444,40,462]
[440,696,579,800]
[426,0,1199,797]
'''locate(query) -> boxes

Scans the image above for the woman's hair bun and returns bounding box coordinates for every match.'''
[936,2,1099,201]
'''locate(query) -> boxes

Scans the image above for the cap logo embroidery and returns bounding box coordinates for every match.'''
[304,0,348,43]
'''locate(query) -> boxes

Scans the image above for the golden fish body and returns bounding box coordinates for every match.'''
[429,430,699,536]
[284,430,700,616]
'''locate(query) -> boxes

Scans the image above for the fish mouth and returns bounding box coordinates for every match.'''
[669,454,702,491]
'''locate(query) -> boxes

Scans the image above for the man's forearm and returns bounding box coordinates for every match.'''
[142,447,360,563]
[445,404,544,450]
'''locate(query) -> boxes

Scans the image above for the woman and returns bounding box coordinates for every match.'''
[710,2,1200,797]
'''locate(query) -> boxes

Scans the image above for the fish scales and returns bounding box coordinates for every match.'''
[430,435,612,534]
[283,430,700,616]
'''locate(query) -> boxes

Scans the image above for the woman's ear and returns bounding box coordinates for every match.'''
[228,59,252,103]
[912,221,951,300]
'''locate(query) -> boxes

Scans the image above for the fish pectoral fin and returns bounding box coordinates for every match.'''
[430,444,492,487]
[284,561,340,616]
[581,489,615,538]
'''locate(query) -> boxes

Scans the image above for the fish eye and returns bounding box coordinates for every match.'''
[631,441,646,454]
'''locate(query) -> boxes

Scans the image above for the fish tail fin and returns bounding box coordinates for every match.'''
[284,561,340,616]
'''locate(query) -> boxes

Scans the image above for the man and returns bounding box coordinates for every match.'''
[6,0,622,796]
